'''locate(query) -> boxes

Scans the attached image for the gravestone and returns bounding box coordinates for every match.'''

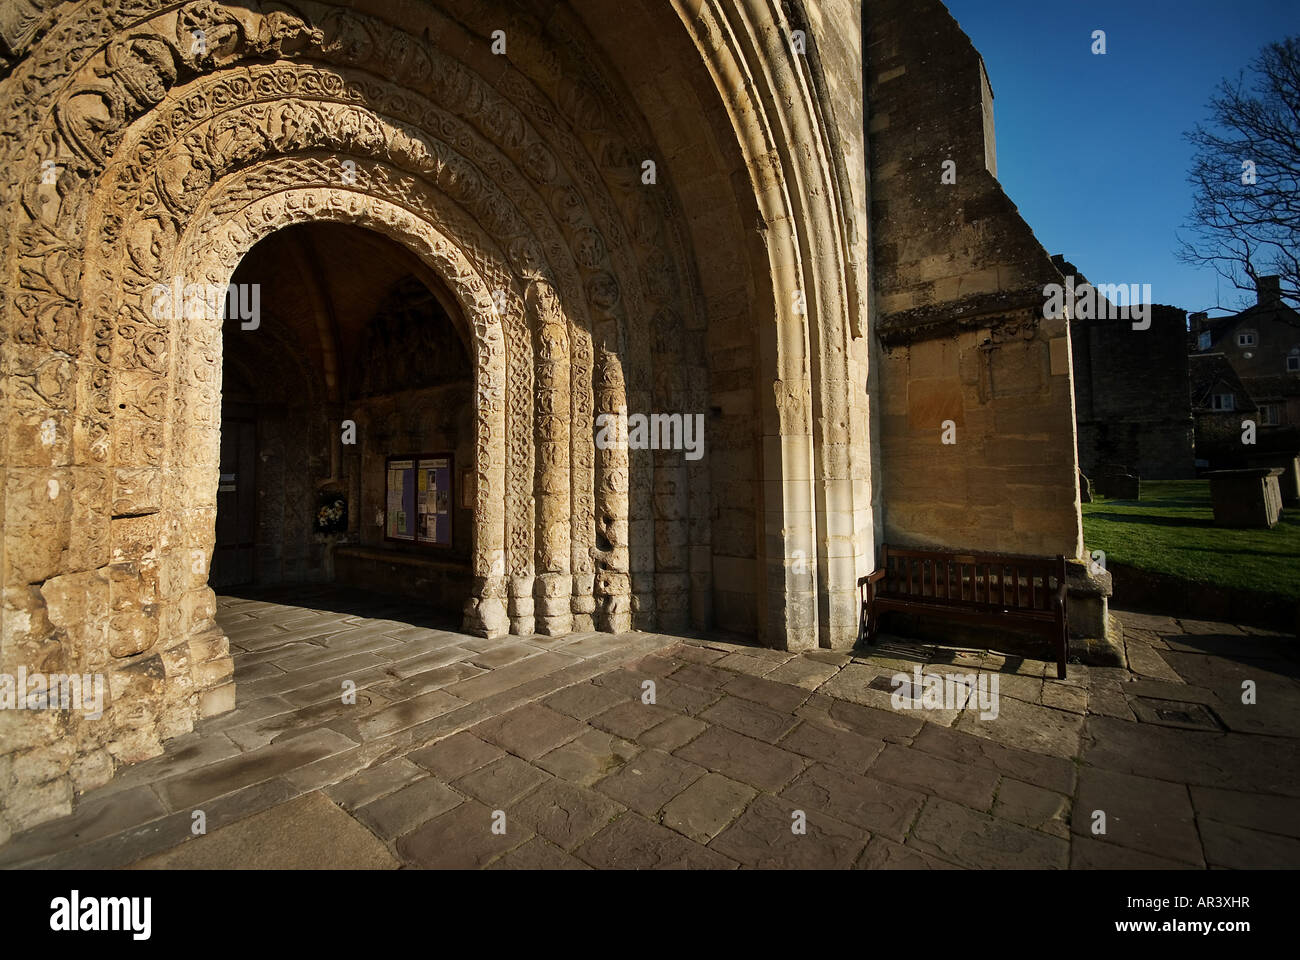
[1097,464,1140,500]
[1207,467,1284,528]
[1247,453,1300,506]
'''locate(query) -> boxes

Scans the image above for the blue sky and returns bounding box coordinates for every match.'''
[942,0,1298,315]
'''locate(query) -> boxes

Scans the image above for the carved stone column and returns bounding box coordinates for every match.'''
[530,278,573,635]
[592,339,631,633]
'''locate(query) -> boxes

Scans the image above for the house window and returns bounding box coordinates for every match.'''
[1211,393,1235,411]
[1237,331,1257,347]
[1197,331,1211,351]
[1259,404,1281,426]
[1288,351,1300,372]
[385,454,454,546]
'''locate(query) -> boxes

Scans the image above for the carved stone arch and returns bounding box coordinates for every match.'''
[2,0,717,642]
[71,48,657,629]
[71,52,643,634]
[175,188,515,641]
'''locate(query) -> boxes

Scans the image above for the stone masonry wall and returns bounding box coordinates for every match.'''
[865,0,1085,560]
[1072,304,1196,480]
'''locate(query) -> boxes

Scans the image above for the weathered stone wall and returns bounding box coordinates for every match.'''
[865,0,1085,561]
[1072,304,1195,479]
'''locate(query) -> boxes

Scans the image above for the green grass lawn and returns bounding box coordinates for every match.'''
[1082,479,1300,602]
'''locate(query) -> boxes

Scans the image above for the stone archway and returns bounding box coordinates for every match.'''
[0,0,877,832]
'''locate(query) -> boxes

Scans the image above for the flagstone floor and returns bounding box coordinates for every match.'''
[2,586,1298,869]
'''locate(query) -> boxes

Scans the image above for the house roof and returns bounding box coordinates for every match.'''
[1241,374,1300,399]
[1188,353,1259,411]
[1198,300,1300,349]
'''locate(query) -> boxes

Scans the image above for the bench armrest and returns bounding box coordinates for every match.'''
[1054,581,1068,608]
[858,569,886,588]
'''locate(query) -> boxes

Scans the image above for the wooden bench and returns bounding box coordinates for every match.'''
[857,544,1069,679]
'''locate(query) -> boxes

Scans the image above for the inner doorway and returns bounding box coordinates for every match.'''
[211,415,256,588]
[213,223,476,614]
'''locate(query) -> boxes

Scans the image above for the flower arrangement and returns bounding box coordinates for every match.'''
[315,491,348,535]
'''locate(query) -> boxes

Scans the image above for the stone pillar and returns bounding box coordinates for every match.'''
[530,279,573,635]
[462,301,509,638]
[505,292,535,635]
[593,339,631,633]
[570,325,597,632]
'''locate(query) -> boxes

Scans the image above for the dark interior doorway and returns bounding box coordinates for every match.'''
[211,223,475,614]
[211,416,256,588]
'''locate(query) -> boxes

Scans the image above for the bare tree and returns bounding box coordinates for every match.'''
[1180,37,1299,307]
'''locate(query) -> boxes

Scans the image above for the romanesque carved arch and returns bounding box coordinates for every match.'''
[2,0,715,646]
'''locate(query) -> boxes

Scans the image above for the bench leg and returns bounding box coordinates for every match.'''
[866,605,880,645]
[1057,623,1067,680]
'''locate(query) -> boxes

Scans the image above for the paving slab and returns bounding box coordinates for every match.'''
[589,700,675,739]
[869,743,999,811]
[674,726,808,793]
[1198,819,1300,869]
[406,732,505,780]
[795,692,924,742]
[779,763,925,842]
[1069,835,1199,869]
[470,702,586,760]
[536,729,640,786]
[325,758,427,811]
[353,777,463,840]
[353,689,465,741]
[637,714,708,752]
[992,778,1071,839]
[594,748,707,817]
[542,682,628,720]
[661,773,757,843]
[856,836,959,869]
[508,779,625,850]
[573,813,738,869]
[910,724,1076,794]
[1188,785,1300,838]
[1083,715,1300,795]
[700,695,800,743]
[1073,767,1203,866]
[709,793,867,869]
[486,836,592,869]
[397,799,531,868]
[153,728,357,811]
[370,661,486,699]
[776,720,885,774]
[453,755,551,807]
[953,694,1085,759]
[127,792,397,869]
[762,656,843,690]
[908,796,1069,869]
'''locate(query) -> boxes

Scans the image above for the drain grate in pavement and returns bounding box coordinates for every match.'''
[1130,697,1222,731]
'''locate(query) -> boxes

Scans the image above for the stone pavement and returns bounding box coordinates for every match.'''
[2,588,1297,869]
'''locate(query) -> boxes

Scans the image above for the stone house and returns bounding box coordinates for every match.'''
[1189,354,1260,467]
[1189,276,1300,463]
[0,0,1111,837]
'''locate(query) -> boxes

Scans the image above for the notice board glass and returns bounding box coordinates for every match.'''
[385,454,453,547]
